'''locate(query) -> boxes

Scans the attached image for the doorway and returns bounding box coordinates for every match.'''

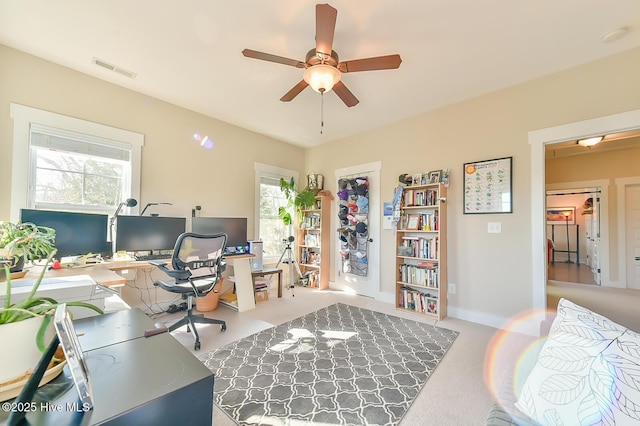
[529,108,640,315]
[545,187,600,285]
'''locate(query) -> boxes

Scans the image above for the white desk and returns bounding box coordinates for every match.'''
[220,254,256,312]
[6,256,261,314]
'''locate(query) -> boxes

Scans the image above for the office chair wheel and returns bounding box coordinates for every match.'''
[221,324,227,332]
[194,341,201,351]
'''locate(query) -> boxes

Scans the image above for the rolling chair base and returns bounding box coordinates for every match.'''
[167,309,226,350]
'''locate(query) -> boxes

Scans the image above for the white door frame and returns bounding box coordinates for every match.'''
[530,109,640,315]
[615,176,640,288]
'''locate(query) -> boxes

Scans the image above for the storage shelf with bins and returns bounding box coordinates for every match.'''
[395,182,447,319]
[297,192,331,290]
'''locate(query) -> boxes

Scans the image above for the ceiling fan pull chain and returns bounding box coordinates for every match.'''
[320,89,325,134]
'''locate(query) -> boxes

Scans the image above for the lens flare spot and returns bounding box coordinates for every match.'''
[483,308,555,409]
[192,133,215,150]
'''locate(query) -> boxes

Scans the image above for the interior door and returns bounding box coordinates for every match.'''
[334,162,380,298]
[589,192,601,285]
[625,184,640,289]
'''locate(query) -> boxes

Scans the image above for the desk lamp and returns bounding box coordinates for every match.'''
[109,198,137,241]
[140,202,173,216]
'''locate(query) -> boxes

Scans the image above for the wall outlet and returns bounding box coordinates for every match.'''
[448,283,456,294]
[488,222,502,233]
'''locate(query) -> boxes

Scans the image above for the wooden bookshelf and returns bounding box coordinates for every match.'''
[297,193,332,289]
[395,182,447,319]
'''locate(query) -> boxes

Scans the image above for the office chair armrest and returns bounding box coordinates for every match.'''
[149,260,191,281]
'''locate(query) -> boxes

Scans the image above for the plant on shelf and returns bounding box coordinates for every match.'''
[0,221,57,273]
[0,251,104,388]
[278,177,317,226]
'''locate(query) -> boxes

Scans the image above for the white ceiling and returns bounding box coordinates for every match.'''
[1,1,640,148]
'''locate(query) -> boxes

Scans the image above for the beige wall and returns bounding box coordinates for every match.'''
[307,47,640,326]
[3,42,640,328]
[0,45,305,240]
[547,144,640,184]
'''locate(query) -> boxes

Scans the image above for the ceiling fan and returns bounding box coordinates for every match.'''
[242,3,402,107]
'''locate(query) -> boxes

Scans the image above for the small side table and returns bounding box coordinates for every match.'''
[252,267,283,298]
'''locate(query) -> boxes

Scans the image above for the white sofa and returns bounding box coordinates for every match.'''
[487,298,640,425]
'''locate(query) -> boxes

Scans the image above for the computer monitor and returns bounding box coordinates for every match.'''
[19,209,110,258]
[115,216,186,253]
[192,217,248,254]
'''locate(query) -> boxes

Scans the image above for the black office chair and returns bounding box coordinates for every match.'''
[150,232,227,350]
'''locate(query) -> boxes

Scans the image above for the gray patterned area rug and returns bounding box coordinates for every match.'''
[200,303,458,426]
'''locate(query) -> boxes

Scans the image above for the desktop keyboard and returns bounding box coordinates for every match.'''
[134,254,171,261]
[223,252,248,257]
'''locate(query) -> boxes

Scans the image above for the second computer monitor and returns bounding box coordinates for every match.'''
[115,216,186,253]
[191,217,248,254]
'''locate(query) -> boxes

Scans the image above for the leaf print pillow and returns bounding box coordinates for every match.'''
[515,298,640,425]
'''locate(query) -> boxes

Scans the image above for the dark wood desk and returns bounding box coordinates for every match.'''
[252,267,283,298]
[1,309,214,425]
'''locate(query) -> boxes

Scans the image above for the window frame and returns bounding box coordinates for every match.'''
[254,162,299,262]
[9,103,143,221]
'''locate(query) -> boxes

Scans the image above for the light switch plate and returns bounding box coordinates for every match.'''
[488,222,502,233]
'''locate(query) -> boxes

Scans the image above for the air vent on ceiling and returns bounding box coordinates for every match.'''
[92,57,137,79]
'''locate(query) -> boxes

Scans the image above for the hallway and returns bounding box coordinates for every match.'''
[547,261,596,285]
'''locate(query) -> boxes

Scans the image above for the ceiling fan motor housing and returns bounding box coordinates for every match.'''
[305,49,339,67]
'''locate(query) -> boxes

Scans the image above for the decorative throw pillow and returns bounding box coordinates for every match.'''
[515,298,640,425]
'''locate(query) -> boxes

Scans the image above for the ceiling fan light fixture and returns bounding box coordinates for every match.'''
[303,64,341,93]
[577,136,603,147]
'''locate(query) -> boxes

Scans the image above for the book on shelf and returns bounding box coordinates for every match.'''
[301,213,321,229]
[399,263,439,287]
[300,248,320,265]
[397,236,439,259]
[398,286,439,315]
[398,211,439,231]
[304,233,319,247]
[403,189,438,207]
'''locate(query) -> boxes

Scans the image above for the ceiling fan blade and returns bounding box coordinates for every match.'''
[242,49,305,68]
[332,81,359,107]
[315,4,337,57]
[338,54,402,73]
[280,80,309,102]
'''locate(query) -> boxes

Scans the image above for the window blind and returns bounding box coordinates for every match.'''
[30,123,131,161]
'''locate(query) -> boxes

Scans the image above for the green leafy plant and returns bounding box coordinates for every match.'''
[0,221,57,270]
[278,177,317,226]
[1,251,104,352]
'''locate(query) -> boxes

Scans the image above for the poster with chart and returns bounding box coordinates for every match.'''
[463,157,512,214]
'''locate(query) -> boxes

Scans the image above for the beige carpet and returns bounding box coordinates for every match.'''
[547,280,640,332]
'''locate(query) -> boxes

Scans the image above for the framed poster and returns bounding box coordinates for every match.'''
[546,207,576,225]
[463,157,512,214]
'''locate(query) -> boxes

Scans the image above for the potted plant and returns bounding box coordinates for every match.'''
[0,221,57,274]
[278,177,317,226]
[0,251,104,395]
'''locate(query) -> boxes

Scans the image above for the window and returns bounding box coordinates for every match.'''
[254,163,298,258]
[9,104,143,221]
[29,125,131,214]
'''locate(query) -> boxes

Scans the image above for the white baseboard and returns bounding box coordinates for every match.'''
[447,306,543,336]
[334,287,543,336]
